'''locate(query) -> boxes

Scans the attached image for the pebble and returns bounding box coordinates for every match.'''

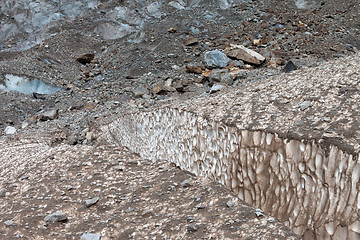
[187,224,199,232]
[255,209,264,217]
[125,208,135,213]
[85,197,100,207]
[167,53,178,58]
[4,126,16,135]
[114,165,124,171]
[187,217,195,223]
[4,220,13,226]
[204,50,229,68]
[181,179,194,187]
[300,101,312,111]
[186,65,202,74]
[76,53,95,65]
[151,85,167,95]
[80,233,102,240]
[168,27,176,33]
[184,37,198,46]
[189,26,200,35]
[210,85,224,94]
[283,60,297,73]
[44,212,68,223]
[20,175,29,180]
[227,201,235,208]
[0,190,5,197]
[39,109,59,121]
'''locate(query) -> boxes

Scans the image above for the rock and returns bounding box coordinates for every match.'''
[151,85,167,95]
[67,134,78,145]
[283,60,297,73]
[227,201,235,208]
[76,53,95,65]
[187,224,199,232]
[202,69,212,78]
[231,60,245,68]
[168,27,176,33]
[300,101,312,111]
[208,70,222,82]
[39,109,59,121]
[44,212,68,223]
[114,165,124,171]
[204,50,230,68]
[132,86,149,98]
[224,44,265,65]
[184,37,198,46]
[172,81,184,92]
[181,179,194,187]
[4,126,16,135]
[207,69,233,85]
[20,175,29,180]
[4,220,13,226]
[0,190,5,197]
[253,39,261,45]
[125,208,135,213]
[85,197,99,207]
[189,26,200,35]
[163,78,176,92]
[255,209,264,217]
[229,68,247,81]
[86,131,96,141]
[210,84,224,94]
[186,65,202,74]
[268,57,286,68]
[164,78,173,88]
[32,92,46,100]
[22,115,39,129]
[167,53,177,58]
[81,233,101,240]
[345,44,354,51]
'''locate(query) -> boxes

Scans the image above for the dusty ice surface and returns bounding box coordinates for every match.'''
[0,74,62,95]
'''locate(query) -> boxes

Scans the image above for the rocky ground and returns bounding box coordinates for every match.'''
[0,0,359,239]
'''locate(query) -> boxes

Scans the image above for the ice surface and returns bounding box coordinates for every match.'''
[0,74,62,95]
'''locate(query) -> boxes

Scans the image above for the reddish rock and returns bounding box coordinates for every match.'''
[202,69,212,78]
[76,53,95,64]
[186,65,202,74]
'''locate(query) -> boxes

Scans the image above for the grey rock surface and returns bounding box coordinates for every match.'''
[84,197,99,207]
[209,84,224,94]
[44,212,68,223]
[81,233,101,240]
[204,50,230,68]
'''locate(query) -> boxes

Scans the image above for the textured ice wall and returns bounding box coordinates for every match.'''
[101,107,360,240]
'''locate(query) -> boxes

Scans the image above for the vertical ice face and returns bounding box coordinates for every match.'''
[0,74,62,95]
[100,107,360,240]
